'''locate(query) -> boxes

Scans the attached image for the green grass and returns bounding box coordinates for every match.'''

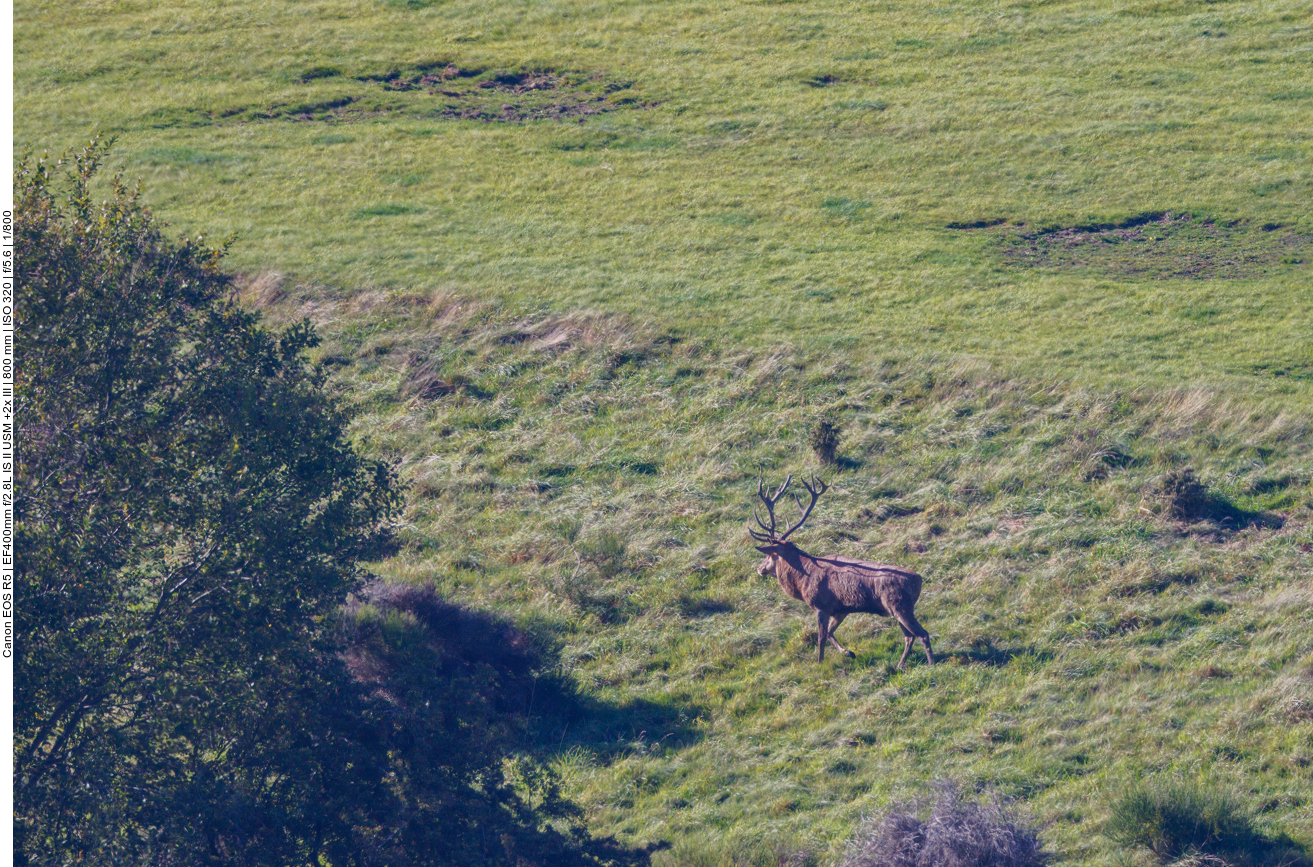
[232,283,1312,865]
[16,0,1313,392]
[15,0,1313,862]
[1105,778,1304,865]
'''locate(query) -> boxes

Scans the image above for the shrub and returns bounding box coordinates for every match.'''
[1148,469,1284,533]
[842,781,1051,867]
[810,416,843,466]
[1160,469,1220,522]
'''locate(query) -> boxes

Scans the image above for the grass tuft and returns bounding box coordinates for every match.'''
[1104,779,1310,867]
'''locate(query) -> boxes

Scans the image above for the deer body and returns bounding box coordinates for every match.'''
[749,476,935,669]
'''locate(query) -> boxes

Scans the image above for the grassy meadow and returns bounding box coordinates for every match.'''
[14,0,1313,863]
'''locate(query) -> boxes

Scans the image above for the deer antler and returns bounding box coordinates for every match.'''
[749,474,828,542]
[750,475,793,542]
[780,475,828,540]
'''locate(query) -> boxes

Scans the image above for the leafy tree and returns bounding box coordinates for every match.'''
[15,138,402,863]
[14,140,649,867]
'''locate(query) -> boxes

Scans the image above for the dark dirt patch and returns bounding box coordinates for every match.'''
[946,217,1006,230]
[803,73,844,87]
[961,213,1311,280]
[299,65,343,83]
[400,356,492,401]
[140,64,650,129]
[355,63,651,124]
[153,96,366,125]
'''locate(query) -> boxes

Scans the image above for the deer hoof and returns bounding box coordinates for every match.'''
[844,650,856,659]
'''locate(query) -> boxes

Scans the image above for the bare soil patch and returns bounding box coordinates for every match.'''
[357,64,650,123]
[160,64,651,128]
[961,213,1311,280]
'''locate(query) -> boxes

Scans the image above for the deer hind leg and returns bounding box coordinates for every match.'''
[893,611,934,670]
[825,613,856,659]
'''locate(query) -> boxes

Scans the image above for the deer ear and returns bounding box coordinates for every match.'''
[755,545,776,555]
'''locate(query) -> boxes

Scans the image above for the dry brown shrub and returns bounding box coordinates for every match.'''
[842,781,1050,867]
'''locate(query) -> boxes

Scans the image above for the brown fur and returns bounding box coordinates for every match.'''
[756,541,934,669]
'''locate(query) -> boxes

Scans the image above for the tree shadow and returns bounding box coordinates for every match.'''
[349,580,707,765]
[527,682,707,760]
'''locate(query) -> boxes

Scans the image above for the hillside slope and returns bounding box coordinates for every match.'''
[15,0,1313,860]
[247,284,1312,864]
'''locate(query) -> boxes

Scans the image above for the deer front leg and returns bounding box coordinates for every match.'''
[816,610,829,662]
[896,634,915,670]
[826,613,856,659]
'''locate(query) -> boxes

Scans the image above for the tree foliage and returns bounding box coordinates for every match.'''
[14,140,648,867]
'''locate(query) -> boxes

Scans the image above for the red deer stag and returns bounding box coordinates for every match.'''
[750,475,934,669]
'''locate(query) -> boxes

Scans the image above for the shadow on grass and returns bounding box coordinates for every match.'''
[953,643,1055,669]
[1106,778,1313,867]
[676,594,736,618]
[530,687,707,761]
[827,455,865,471]
[1158,468,1286,534]
[349,580,707,765]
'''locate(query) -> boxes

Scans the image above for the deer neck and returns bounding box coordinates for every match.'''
[773,544,820,598]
